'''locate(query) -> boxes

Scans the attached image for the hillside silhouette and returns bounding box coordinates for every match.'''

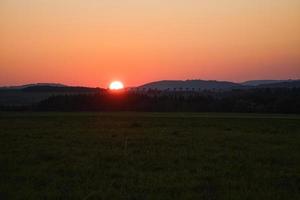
[1,80,300,113]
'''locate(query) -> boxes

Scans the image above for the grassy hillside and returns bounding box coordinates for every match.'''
[0,113,299,199]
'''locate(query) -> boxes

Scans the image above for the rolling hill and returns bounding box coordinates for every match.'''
[241,80,296,86]
[137,79,300,91]
[0,84,103,106]
[138,80,243,91]
[257,80,300,88]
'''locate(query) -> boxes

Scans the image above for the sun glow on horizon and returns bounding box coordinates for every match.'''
[109,81,124,90]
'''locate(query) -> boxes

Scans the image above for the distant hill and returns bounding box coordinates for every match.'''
[136,79,300,91]
[137,80,243,91]
[0,83,66,90]
[241,80,296,86]
[21,85,102,93]
[0,84,103,106]
[257,80,300,88]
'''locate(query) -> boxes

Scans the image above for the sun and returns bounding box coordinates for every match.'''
[109,81,124,90]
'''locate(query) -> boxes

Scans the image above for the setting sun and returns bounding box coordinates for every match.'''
[109,81,124,90]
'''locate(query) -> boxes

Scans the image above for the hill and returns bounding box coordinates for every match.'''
[241,79,296,86]
[137,80,242,91]
[257,80,300,88]
[0,85,103,106]
[0,83,66,90]
[21,85,102,93]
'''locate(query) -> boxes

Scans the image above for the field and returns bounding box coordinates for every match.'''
[0,112,300,199]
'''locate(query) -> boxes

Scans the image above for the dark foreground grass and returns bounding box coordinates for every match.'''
[0,112,299,199]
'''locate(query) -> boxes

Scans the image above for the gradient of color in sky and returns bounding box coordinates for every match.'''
[1,0,300,87]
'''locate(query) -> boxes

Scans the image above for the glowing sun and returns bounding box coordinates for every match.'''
[109,81,124,90]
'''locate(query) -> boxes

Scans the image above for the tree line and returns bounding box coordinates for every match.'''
[1,88,297,113]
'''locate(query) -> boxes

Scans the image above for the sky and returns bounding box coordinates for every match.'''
[1,0,300,87]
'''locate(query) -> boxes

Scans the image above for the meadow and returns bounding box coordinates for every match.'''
[0,112,299,199]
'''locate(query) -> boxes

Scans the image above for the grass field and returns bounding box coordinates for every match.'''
[0,112,300,199]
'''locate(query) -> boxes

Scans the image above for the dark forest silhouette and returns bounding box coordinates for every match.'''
[2,88,300,113]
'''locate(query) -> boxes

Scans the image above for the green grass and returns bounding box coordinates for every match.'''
[0,112,300,199]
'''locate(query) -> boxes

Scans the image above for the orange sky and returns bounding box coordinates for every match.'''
[1,0,300,87]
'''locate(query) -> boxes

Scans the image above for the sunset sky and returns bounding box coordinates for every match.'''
[1,0,300,87]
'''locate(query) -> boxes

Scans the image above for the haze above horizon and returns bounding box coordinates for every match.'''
[1,0,300,87]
